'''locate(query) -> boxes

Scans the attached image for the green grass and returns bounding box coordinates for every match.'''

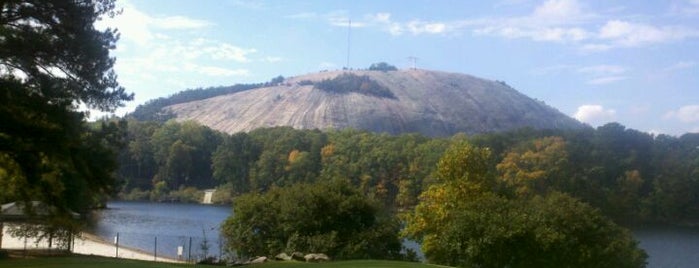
[257,260,441,268]
[0,255,442,268]
[0,255,192,268]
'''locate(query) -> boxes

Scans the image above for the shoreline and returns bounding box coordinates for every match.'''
[1,227,184,263]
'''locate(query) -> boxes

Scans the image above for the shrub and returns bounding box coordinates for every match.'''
[221,180,404,260]
[314,73,396,99]
[368,62,398,72]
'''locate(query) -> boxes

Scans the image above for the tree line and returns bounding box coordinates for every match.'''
[116,119,699,226]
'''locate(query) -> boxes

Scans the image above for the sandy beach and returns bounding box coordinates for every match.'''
[1,227,184,263]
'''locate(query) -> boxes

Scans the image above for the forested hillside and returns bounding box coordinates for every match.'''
[129,83,262,121]
[116,119,699,226]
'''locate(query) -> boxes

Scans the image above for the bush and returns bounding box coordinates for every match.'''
[314,73,396,99]
[369,62,398,72]
[168,186,203,203]
[120,188,150,201]
[297,80,314,86]
[221,180,404,260]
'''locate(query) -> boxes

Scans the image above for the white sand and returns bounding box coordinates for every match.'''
[1,226,184,263]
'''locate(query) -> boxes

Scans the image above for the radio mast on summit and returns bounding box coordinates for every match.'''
[346,19,351,70]
[407,56,418,70]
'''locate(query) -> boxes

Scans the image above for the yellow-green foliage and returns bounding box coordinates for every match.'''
[403,141,647,268]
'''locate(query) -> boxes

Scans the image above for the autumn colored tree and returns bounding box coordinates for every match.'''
[403,140,647,267]
[496,136,569,197]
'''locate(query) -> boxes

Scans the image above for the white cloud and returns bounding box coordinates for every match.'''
[664,61,696,72]
[670,0,699,16]
[227,0,267,10]
[530,64,576,75]
[535,27,588,41]
[579,43,612,51]
[314,12,463,36]
[585,20,699,50]
[576,64,627,84]
[406,21,447,35]
[587,76,627,85]
[93,0,264,113]
[369,13,392,24]
[306,0,699,51]
[187,65,250,77]
[95,2,212,45]
[204,43,257,62]
[665,105,699,123]
[262,56,283,63]
[532,0,585,22]
[574,105,616,126]
[298,0,594,39]
[577,64,625,75]
[151,16,212,30]
[285,12,317,19]
[473,0,594,42]
[325,10,366,28]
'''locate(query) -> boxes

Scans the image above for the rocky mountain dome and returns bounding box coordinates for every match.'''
[165,69,584,136]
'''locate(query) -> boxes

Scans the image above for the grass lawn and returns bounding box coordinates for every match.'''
[0,255,442,268]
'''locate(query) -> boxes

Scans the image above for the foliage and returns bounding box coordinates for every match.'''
[297,80,314,86]
[129,83,261,121]
[369,62,398,72]
[403,141,647,268]
[149,120,224,190]
[496,136,569,197]
[268,75,285,85]
[212,132,262,194]
[0,0,131,241]
[221,180,404,260]
[314,73,396,99]
[115,119,699,226]
[166,186,203,203]
[118,187,150,201]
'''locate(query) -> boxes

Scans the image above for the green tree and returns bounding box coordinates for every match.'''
[403,141,647,267]
[212,132,261,194]
[368,62,398,72]
[119,120,159,191]
[0,0,131,239]
[221,180,403,260]
[150,121,222,190]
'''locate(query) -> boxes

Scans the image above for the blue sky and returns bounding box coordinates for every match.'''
[96,0,699,135]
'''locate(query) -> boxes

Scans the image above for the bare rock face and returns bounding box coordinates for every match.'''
[165,69,583,136]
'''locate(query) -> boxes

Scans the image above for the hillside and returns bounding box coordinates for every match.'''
[163,69,584,136]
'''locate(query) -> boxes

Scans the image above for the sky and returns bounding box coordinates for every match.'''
[95,0,699,136]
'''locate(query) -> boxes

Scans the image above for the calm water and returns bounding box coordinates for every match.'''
[90,201,699,267]
[88,201,231,260]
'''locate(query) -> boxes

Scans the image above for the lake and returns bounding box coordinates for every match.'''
[89,201,699,267]
[88,201,231,260]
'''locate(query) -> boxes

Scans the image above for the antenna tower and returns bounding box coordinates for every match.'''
[407,56,418,70]
[346,19,351,70]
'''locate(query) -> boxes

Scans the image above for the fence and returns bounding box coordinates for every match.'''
[104,231,226,263]
[1,225,230,263]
